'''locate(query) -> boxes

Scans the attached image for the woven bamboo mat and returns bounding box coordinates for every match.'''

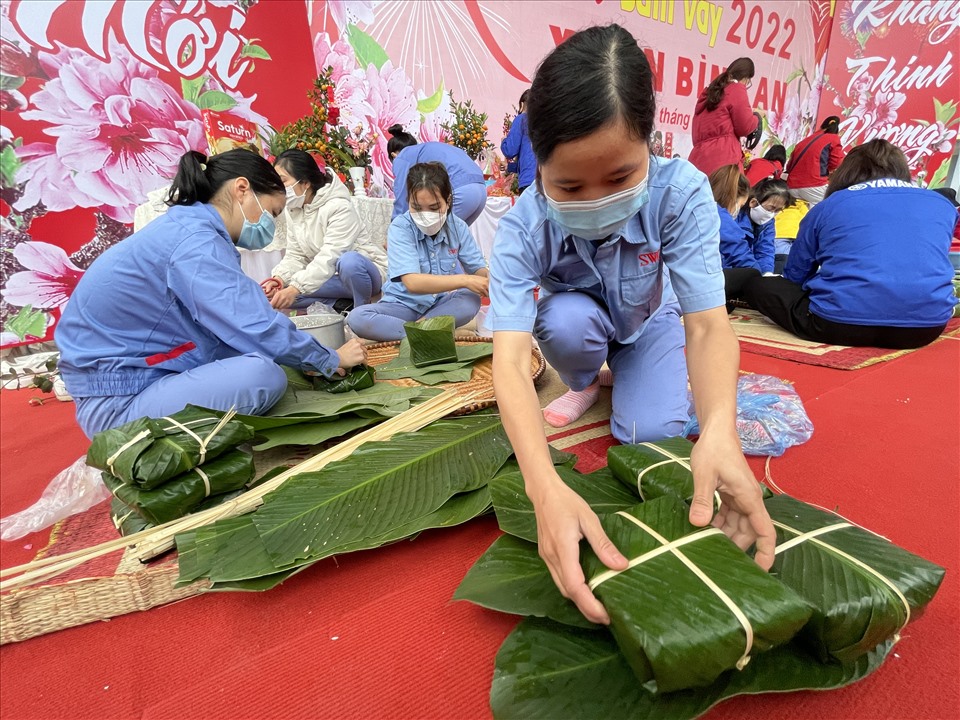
[0,342,545,644]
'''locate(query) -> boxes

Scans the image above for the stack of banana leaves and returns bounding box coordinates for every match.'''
[172,415,573,592]
[88,406,257,528]
[374,316,494,386]
[454,437,945,719]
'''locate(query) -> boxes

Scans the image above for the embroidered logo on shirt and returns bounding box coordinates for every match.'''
[449,248,458,254]
[638,251,661,266]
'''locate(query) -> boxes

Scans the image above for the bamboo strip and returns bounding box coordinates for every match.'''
[1,389,478,592]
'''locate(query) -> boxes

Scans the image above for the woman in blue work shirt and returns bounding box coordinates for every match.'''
[489,24,775,626]
[55,149,367,438]
[501,89,536,193]
[347,161,488,341]
[387,125,487,225]
[743,139,956,348]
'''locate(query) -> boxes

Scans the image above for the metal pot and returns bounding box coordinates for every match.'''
[290,313,346,349]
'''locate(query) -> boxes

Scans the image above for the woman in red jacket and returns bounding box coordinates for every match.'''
[688,58,763,177]
[784,116,845,206]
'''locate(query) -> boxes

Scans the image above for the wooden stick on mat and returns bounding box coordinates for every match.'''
[1,389,480,593]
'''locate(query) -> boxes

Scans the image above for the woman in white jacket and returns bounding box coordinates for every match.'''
[263,150,388,311]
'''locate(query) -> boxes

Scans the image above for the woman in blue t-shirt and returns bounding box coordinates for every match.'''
[488,24,775,626]
[743,139,956,348]
[346,162,488,341]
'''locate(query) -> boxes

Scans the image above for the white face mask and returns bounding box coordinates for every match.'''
[544,178,649,241]
[750,205,777,225]
[285,182,306,209]
[411,209,447,235]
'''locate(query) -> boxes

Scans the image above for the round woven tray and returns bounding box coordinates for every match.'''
[364,336,545,414]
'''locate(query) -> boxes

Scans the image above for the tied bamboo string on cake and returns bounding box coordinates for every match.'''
[0,389,480,592]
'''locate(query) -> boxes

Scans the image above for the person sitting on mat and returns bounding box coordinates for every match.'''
[772,196,810,274]
[784,116,845,207]
[743,139,957,349]
[745,144,786,186]
[488,24,775,625]
[387,125,488,225]
[346,161,489,342]
[55,149,367,439]
[260,149,388,313]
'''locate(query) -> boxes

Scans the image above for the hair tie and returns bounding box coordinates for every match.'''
[200,162,208,171]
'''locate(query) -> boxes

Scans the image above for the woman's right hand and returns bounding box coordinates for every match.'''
[335,338,367,370]
[530,475,628,625]
[462,274,489,297]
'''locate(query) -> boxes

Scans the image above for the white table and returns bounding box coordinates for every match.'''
[472,195,515,262]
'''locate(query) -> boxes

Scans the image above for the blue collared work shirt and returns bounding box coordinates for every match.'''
[381,212,488,314]
[489,156,725,345]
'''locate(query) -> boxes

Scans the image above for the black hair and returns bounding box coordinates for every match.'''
[406,162,453,208]
[526,24,656,164]
[274,148,330,193]
[387,124,418,159]
[704,57,755,111]
[763,144,787,166]
[752,178,789,206]
[820,115,841,134]
[166,149,284,206]
[825,139,911,198]
[518,89,529,111]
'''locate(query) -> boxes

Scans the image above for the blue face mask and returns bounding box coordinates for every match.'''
[236,193,276,250]
[544,178,649,241]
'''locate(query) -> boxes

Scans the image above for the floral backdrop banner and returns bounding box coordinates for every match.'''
[819,0,958,186]
[0,0,317,347]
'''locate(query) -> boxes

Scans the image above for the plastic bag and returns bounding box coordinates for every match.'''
[0,456,112,540]
[306,301,337,317]
[682,374,813,457]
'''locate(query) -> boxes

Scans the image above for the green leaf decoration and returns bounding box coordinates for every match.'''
[417,79,445,115]
[490,466,637,544]
[927,159,950,188]
[404,315,458,367]
[454,534,595,629]
[197,90,238,112]
[765,493,945,664]
[490,618,893,720]
[783,68,804,85]
[0,144,21,188]
[180,75,206,104]
[346,23,390,71]
[4,305,47,341]
[0,74,25,91]
[581,497,812,693]
[250,415,380,451]
[240,43,271,60]
[252,416,512,566]
[103,450,254,525]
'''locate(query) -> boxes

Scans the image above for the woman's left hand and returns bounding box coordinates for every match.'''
[270,286,299,310]
[688,429,777,571]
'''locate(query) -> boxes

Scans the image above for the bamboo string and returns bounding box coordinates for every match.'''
[592,511,755,670]
[634,447,720,509]
[1,389,477,592]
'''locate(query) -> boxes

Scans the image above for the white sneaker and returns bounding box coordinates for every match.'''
[52,377,73,402]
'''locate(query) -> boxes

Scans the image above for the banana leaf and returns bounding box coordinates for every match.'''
[490,466,637,544]
[311,364,376,393]
[250,415,380,451]
[581,497,812,693]
[253,415,512,566]
[765,493,945,663]
[258,384,440,422]
[86,406,254,489]
[110,497,152,537]
[281,365,314,391]
[404,315,458,366]
[376,338,493,384]
[454,534,595,629]
[103,450,254,526]
[175,416,512,582]
[607,438,697,502]
[490,617,894,720]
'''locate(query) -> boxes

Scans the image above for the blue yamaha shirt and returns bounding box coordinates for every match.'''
[784,179,956,327]
[56,203,340,398]
[717,205,775,273]
[391,142,485,218]
[380,212,488,314]
[489,156,725,345]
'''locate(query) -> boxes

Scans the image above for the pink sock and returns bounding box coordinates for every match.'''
[543,382,601,428]
[598,368,613,387]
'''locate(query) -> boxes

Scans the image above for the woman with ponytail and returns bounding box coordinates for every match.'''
[784,115,846,207]
[688,58,763,177]
[55,149,367,438]
[387,124,488,225]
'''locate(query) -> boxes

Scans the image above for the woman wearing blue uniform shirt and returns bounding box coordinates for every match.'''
[501,89,536,193]
[743,139,956,348]
[55,149,367,438]
[387,125,487,225]
[347,162,488,341]
[489,25,775,625]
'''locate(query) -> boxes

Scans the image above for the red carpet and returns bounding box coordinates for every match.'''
[1,340,958,719]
